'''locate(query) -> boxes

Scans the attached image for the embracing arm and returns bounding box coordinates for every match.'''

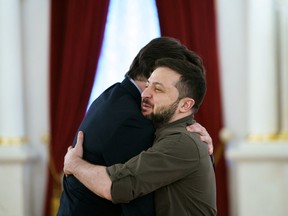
[107,134,200,203]
[64,131,199,204]
[63,131,112,201]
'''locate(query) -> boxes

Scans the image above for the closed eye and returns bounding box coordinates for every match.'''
[155,87,163,92]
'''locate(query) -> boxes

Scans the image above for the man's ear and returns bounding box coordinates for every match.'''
[179,98,195,112]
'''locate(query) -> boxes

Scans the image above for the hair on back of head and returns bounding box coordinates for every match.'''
[126,37,201,81]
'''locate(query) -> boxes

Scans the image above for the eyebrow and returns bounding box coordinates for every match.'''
[147,80,164,87]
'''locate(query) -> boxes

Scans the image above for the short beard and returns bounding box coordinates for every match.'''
[151,99,180,128]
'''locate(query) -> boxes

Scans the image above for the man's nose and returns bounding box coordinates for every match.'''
[141,87,152,98]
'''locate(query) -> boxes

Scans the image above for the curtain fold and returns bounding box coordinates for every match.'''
[155,0,229,215]
[44,1,110,215]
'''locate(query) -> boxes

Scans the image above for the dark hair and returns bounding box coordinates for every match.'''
[154,57,206,113]
[126,37,200,81]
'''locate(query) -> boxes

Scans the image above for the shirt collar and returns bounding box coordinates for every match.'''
[126,75,142,94]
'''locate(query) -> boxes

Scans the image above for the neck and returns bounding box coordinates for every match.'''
[168,111,193,124]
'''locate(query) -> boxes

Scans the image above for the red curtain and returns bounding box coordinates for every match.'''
[44,1,110,216]
[155,0,229,215]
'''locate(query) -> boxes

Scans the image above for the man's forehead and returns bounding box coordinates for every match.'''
[148,67,180,86]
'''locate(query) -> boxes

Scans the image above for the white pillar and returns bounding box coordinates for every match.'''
[0,1,37,216]
[247,0,278,140]
[0,0,26,142]
[277,0,288,137]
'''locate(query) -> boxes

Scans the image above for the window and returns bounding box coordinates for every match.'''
[88,0,160,108]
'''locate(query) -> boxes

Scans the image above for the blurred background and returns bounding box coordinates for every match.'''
[0,0,287,216]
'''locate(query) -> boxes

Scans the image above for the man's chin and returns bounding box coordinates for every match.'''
[141,110,152,118]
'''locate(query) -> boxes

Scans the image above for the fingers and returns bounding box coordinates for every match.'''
[187,123,206,136]
[200,134,212,143]
[77,131,84,144]
[75,131,84,150]
[208,143,214,155]
[198,135,213,155]
[66,131,84,152]
[190,123,214,155]
[196,123,207,136]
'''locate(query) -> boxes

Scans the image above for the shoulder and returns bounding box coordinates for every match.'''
[155,128,207,158]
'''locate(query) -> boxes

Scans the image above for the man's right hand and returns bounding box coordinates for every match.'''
[62,131,113,200]
[63,131,84,175]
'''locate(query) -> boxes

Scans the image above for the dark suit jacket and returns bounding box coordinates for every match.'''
[57,77,155,216]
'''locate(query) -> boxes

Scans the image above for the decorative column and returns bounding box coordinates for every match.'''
[0,0,25,141]
[0,0,37,215]
[247,0,278,141]
[225,1,288,216]
[278,0,288,138]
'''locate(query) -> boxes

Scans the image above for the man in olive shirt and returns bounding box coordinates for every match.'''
[64,57,217,215]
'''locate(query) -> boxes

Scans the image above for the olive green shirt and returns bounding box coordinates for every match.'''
[107,115,217,216]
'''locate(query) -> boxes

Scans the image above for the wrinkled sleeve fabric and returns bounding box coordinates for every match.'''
[106,133,201,203]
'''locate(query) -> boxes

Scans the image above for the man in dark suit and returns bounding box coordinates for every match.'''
[57,37,213,216]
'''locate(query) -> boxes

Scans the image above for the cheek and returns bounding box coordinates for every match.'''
[155,97,173,109]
